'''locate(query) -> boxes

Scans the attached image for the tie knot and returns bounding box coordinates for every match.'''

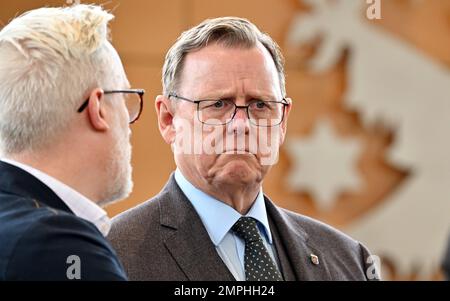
[232,217,262,243]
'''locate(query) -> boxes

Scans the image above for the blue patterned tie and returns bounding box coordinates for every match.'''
[232,217,283,281]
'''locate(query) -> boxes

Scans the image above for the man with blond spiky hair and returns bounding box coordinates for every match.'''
[0,4,145,280]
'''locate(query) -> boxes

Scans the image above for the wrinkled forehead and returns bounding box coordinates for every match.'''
[179,42,281,97]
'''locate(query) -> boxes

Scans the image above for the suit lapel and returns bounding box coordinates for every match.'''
[158,175,235,281]
[265,197,333,280]
[268,214,296,280]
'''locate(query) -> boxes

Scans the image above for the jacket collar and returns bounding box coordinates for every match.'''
[158,173,236,281]
[0,160,72,213]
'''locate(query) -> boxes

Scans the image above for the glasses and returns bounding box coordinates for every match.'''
[77,89,145,124]
[168,93,290,127]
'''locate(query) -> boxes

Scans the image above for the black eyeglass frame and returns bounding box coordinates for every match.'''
[77,89,145,124]
[168,93,290,127]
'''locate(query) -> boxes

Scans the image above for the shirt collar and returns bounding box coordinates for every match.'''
[1,158,111,236]
[174,168,273,246]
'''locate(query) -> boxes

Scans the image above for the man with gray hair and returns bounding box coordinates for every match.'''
[0,4,144,280]
[109,17,379,281]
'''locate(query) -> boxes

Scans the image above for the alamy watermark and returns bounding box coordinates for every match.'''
[172,116,282,166]
[366,0,382,20]
[366,255,382,280]
[66,255,81,280]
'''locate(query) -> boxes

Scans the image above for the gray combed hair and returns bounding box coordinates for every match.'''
[162,16,286,97]
[0,4,116,155]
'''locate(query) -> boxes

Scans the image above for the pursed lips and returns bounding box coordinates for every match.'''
[222,149,257,156]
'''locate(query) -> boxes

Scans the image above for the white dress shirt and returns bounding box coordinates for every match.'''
[1,158,111,236]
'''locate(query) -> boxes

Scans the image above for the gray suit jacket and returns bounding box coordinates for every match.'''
[108,174,377,281]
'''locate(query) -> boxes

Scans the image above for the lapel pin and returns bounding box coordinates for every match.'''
[310,254,319,265]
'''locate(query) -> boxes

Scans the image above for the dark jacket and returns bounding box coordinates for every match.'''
[0,161,127,281]
[443,235,450,280]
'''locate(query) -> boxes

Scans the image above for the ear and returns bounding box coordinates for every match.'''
[155,95,176,145]
[87,88,109,132]
[279,98,292,145]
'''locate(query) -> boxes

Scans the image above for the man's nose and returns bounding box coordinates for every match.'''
[228,107,250,135]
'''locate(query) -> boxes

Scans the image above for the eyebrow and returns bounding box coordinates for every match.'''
[197,91,277,101]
